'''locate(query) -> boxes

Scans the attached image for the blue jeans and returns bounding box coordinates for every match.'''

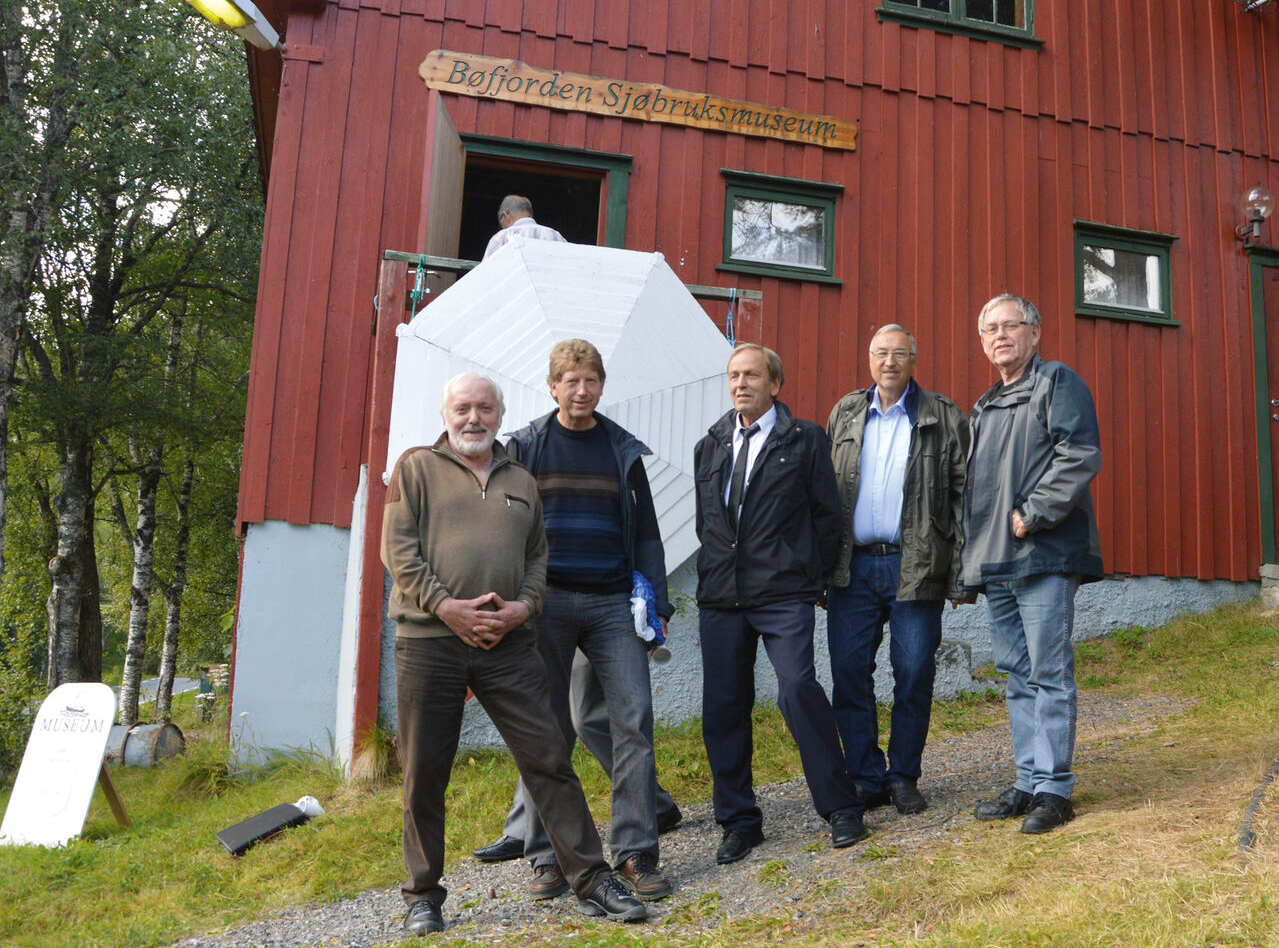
[985,573,1079,799]
[523,587,658,868]
[826,551,943,789]
[502,650,680,839]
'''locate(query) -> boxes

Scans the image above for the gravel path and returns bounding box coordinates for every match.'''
[176,692,1189,948]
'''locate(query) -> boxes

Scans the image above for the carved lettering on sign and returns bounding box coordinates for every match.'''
[420,50,857,152]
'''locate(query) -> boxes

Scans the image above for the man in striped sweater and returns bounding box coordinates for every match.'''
[502,339,673,903]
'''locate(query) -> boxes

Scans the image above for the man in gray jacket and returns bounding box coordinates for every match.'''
[825,324,969,816]
[962,294,1103,835]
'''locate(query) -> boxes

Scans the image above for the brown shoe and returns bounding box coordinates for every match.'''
[616,853,673,900]
[528,864,568,899]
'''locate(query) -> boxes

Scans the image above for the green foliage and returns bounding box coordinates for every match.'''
[0,0,260,753]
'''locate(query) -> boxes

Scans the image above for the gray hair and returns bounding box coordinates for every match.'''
[728,343,785,387]
[498,194,533,223]
[440,372,505,419]
[977,294,1042,333]
[868,324,917,355]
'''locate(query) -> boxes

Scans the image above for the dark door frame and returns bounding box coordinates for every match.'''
[1247,243,1279,563]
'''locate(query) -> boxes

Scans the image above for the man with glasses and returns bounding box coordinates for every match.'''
[963,294,1103,834]
[825,324,970,817]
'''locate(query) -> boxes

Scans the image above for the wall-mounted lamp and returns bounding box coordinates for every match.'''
[185,0,282,51]
[1237,185,1275,244]
[1236,0,1277,13]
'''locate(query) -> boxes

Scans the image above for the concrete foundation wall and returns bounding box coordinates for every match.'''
[231,521,351,759]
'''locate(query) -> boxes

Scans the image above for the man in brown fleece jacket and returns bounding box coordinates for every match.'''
[382,372,646,936]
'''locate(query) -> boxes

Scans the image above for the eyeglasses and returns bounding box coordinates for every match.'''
[979,320,1033,337]
[870,348,913,361]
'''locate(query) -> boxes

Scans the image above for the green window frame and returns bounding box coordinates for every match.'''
[718,170,842,285]
[1074,221,1178,326]
[876,1,1042,49]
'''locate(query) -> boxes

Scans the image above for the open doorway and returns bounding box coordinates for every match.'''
[415,96,632,268]
[458,157,603,260]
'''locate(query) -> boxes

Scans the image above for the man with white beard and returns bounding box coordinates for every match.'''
[382,372,647,935]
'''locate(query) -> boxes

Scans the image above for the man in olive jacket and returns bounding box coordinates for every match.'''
[825,324,970,817]
[694,344,866,865]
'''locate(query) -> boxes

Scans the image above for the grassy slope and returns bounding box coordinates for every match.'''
[1,603,1277,947]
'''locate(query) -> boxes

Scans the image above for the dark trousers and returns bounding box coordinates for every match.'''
[699,601,863,833]
[395,630,611,906]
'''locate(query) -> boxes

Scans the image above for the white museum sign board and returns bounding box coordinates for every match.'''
[0,682,116,847]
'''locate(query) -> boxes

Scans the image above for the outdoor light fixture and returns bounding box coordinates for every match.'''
[1236,0,1277,12]
[185,0,282,51]
[1237,185,1275,244]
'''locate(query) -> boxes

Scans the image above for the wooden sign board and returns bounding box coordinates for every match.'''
[0,682,116,847]
[420,50,857,152]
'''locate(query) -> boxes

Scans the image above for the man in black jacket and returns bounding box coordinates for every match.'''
[694,343,867,864]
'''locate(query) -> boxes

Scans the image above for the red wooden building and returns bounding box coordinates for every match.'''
[229,0,1279,760]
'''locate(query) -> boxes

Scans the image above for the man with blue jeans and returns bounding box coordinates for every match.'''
[825,325,970,816]
[504,339,672,901]
[963,294,1103,834]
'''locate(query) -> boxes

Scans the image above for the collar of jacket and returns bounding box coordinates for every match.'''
[974,353,1044,416]
[505,409,652,472]
[710,399,798,447]
[841,382,941,430]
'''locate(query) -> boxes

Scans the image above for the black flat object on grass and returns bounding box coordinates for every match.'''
[216,803,309,856]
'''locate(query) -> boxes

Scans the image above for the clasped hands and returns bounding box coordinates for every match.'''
[436,593,530,649]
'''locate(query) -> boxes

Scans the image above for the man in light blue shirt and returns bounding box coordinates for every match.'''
[825,325,970,815]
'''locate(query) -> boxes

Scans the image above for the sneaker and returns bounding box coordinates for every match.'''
[576,875,648,922]
[617,852,673,900]
[528,864,568,899]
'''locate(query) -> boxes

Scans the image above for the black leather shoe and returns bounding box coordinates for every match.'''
[657,802,683,834]
[716,827,764,864]
[576,875,648,922]
[888,779,929,814]
[830,812,869,848]
[472,834,524,862]
[974,786,1033,821]
[1019,792,1074,834]
[857,784,891,809]
[403,899,443,935]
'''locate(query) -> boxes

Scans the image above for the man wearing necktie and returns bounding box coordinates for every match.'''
[693,343,867,864]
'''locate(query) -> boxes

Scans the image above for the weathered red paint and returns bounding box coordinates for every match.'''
[239,0,1279,586]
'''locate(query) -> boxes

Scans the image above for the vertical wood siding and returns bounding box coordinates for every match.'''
[239,0,1279,581]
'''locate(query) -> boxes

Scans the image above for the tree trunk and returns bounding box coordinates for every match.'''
[45,433,92,686]
[77,499,102,682]
[0,0,80,584]
[116,443,161,726]
[155,454,193,723]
